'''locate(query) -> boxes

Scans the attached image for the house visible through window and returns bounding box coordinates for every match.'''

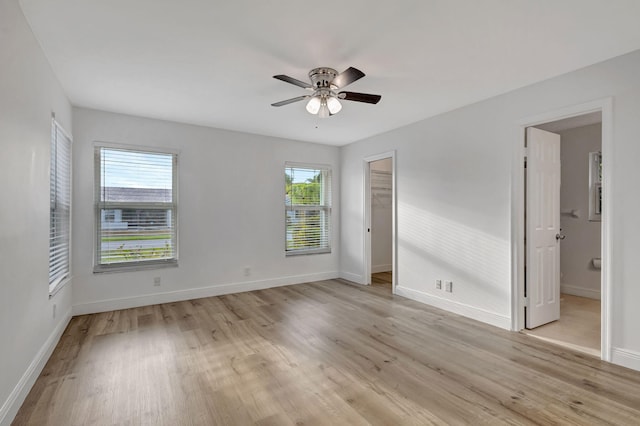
[49,119,72,293]
[95,146,177,271]
[285,163,331,255]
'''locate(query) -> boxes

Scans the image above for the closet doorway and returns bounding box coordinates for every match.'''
[364,152,396,293]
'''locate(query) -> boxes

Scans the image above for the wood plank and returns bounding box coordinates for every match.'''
[12,279,640,425]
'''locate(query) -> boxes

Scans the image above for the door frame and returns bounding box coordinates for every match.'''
[363,151,397,292]
[511,98,613,361]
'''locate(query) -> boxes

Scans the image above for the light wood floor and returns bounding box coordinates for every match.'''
[14,279,640,425]
[371,271,392,291]
[524,294,601,357]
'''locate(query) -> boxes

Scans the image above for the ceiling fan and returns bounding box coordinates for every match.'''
[271,67,381,118]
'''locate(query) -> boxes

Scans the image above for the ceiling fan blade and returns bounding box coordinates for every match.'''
[332,67,365,89]
[273,74,312,89]
[338,91,381,104]
[271,95,309,107]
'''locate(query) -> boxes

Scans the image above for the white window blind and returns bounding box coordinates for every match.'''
[95,146,177,271]
[49,119,72,293]
[285,164,331,255]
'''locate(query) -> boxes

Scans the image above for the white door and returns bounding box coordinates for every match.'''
[526,127,561,329]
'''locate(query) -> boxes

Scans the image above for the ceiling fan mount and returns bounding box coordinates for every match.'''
[308,67,338,89]
[271,66,381,118]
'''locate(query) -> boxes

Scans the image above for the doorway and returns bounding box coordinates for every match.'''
[364,151,396,293]
[523,114,602,356]
[512,98,612,361]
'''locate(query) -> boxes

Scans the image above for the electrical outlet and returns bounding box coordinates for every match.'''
[52,303,56,318]
[153,277,161,286]
[243,267,251,277]
[435,279,442,290]
[445,280,453,293]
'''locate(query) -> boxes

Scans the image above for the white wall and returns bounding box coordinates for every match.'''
[0,0,73,424]
[559,123,602,299]
[370,158,392,273]
[340,49,640,370]
[71,108,340,313]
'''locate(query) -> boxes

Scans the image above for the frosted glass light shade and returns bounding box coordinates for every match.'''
[306,96,321,114]
[318,99,329,118]
[326,96,342,114]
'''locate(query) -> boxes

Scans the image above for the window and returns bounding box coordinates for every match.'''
[49,119,72,293]
[95,146,177,271]
[285,163,331,255]
[589,151,602,221]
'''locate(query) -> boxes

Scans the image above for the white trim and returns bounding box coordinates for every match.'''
[73,271,339,315]
[93,140,180,155]
[371,264,392,274]
[611,348,640,371]
[49,276,72,299]
[511,97,613,362]
[284,160,332,170]
[0,309,72,426]
[395,286,511,330]
[339,271,365,284]
[560,284,601,300]
[600,98,614,362]
[363,161,371,285]
[363,151,397,293]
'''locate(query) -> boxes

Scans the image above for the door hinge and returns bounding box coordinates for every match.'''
[523,295,529,308]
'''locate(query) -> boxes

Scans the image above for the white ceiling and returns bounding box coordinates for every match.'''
[19,0,640,146]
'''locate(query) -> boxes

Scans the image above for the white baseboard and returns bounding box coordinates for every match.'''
[339,271,364,284]
[73,271,339,315]
[0,308,72,426]
[561,284,601,300]
[371,264,392,274]
[611,347,640,372]
[395,286,511,330]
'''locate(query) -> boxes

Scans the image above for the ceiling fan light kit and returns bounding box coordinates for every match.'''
[272,66,381,118]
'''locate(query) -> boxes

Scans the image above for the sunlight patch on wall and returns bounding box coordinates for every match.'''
[398,201,510,301]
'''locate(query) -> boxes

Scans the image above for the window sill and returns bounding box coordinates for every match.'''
[286,249,331,257]
[94,260,178,274]
[49,276,72,299]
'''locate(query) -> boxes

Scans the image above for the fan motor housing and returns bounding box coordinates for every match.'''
[309,67,338,89]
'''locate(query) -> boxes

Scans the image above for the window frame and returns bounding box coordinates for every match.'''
[588,151,602,222]
[49,118,72,295]
[93,143,179,273]
[284,162,332,256]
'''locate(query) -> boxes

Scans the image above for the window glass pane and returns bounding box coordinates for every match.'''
[100,207,175,264]
[97,147,177,269]
[286,167,324,205]
[100,149,173,202]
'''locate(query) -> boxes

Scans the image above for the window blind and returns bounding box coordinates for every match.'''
[285,164,331,255]
[49,120,72,292]
[95,146,177,270]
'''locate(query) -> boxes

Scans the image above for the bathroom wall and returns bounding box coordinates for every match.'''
[559,123,602,299]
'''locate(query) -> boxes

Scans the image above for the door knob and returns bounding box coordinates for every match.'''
[556,233,566,240]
